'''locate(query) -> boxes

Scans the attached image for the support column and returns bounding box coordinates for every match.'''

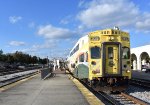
[142,59,146,65]
[133,60,137,70]
[137,56,141,70]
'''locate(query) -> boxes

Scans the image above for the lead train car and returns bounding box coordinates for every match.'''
[67,28,131,91]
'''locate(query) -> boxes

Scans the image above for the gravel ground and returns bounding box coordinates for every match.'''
[126,85,150,104]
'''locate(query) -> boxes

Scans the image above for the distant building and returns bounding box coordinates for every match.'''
[52,58,65,70]
[131,45,150,70]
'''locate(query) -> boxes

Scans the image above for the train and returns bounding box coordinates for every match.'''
[67,27,131,91]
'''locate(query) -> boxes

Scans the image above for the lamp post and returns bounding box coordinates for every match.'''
[47,56,49,68]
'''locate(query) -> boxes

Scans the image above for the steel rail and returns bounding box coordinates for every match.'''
[121,92,148,105]
[130,78,150,89]
[78,79,120,105]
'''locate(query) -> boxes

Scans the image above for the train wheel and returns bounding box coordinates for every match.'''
[88,80,94,87]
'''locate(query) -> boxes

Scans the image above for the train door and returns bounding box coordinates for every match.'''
[105,44,119,75]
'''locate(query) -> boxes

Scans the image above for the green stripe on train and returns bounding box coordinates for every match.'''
[73,64,89,79]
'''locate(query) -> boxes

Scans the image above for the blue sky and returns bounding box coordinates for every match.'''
[0,0,150,58]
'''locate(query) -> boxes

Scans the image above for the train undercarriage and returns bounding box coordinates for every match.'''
[83,76,129,92]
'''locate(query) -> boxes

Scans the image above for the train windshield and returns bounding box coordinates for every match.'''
[122,47,130,59]
[91,46,100,59]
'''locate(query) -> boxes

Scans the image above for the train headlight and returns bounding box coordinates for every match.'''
[126,70,130,73]
[91,61,96,65]
[108,36,115,41]
[111,36,114,40]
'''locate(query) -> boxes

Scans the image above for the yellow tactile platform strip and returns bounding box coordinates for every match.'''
[0,72,39,92]
[68,75,104,105]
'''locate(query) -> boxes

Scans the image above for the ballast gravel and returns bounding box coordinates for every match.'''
[126,85,150,104]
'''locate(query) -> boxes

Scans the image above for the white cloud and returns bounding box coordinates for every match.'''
[21,48,37,53]
[136,19,150,32]
[37,24,75,39]
[9,16,22,24]
[28,22,35,28]
[14,40,72,58]
[60,19,69,24]
[77,0,139,28]
[20,40,57,53]
[77,0,150,32]
[78,0,86,7]
[19,23,77,57]
[9,41,26,46]
[135,13,150,32]
[48,48,71,59]
[32,41,56,50]
[60,15,73,25]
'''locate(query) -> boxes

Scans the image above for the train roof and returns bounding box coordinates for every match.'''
[89,28,129,36]
[69,35,88,55]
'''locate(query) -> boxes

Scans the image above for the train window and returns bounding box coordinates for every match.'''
[91,46,100,59]
[108,47,113,59]
[79,54,84,62]
[70,44,79,56]
[75,58,78,63]
[107,31,110,34]
[112,30,114,34]
[122,47,130,59]
[82,40,84,45]
[85,52,88,62]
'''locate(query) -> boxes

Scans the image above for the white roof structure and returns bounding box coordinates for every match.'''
[131,45,150,70]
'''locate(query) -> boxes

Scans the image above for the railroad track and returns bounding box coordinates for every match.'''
[78,79,149,105]
[129,78,150,89]
[67,72,150,105]
[109,92,149,105]
[93,88,149,105]
[0,67,42,76]
[0,70,39,88]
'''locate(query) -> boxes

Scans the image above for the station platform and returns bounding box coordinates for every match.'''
[0,70,92,105]
[132,70,150,80]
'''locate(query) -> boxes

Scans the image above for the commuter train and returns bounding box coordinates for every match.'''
[67,27,131,91]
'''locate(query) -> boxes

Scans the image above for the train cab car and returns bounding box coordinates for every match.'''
[67,27,131,91]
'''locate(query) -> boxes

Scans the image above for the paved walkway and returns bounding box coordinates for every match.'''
[0,72,89,105]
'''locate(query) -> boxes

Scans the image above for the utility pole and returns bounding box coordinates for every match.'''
[47,56,49,67]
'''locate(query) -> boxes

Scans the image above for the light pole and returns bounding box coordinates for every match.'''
[47,56,49,68]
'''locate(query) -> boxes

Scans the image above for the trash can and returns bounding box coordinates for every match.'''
[41,67,53,79]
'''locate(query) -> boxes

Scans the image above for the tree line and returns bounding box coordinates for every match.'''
[0,50,48,65]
